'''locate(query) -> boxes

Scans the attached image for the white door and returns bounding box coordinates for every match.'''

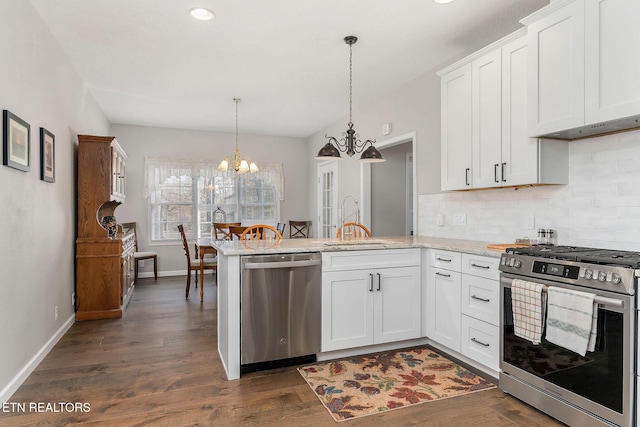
[374,266,421,344]
[472,49,502,188]
[317,161,338,238]
[321,270,374,351]
[585,0,640,124]
[441,63,473,190]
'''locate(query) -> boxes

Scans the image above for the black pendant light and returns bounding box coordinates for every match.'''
[315,36,385,163]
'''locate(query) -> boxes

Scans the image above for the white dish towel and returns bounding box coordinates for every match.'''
[545,286,597,357]
[511,279,547,345]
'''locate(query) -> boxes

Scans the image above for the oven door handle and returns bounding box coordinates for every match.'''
[594,296,624,308]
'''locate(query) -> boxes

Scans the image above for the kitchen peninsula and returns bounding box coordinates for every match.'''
[214,236,502,380]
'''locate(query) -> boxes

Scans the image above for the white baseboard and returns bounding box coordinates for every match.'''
[138,270,215,279]
[0,313,75,404]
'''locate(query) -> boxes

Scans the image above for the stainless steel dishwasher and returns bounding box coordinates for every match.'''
[241,252,321,371]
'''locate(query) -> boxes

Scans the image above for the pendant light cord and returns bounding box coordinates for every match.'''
[234,98,240,151]
[348,43,353,125]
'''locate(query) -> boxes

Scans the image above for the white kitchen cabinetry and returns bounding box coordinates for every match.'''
[460,254,500,372]
[426,250,462,352]
[426,250,500,373]
[525,0,640,138]
[472,49,502,189]
[439,30,567,191]
[321,249,421,352]
[441,63,473,190]
[585,0,640,124]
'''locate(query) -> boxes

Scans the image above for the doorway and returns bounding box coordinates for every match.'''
[317,161,338,238]
[361,132,416,237]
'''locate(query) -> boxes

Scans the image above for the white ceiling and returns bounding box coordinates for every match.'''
[29,0,548,138]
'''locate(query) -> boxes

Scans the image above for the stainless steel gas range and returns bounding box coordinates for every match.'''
[499,245,638,427]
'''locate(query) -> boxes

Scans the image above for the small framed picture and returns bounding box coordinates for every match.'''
[3,110,31,172]
[40,128,55,182]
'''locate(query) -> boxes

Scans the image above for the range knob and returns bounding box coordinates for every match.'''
[610,273,622,285]
[597,271,607,282]
[513,259,522,268]
[584,269,593,279]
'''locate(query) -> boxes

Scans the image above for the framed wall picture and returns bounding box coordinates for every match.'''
[3,110,31,172]
[40,128,55,182]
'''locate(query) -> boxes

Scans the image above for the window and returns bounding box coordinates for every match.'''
[145,158,284,242]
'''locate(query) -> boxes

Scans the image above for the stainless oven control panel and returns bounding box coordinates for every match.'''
[499,254,636,295]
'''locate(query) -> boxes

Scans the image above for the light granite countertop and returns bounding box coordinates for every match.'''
[212,235,507,258]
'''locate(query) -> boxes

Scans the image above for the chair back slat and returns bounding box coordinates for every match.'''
[336,222,371,240]
[213,222,242,240]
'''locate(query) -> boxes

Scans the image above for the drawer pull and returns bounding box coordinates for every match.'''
[471,295,490,303]
[471,337,490,347]
[471,263,490,269]
[436,257,452,262]
[436,272,451,278]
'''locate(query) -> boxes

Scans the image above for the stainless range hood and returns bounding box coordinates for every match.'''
[536,115,640,140]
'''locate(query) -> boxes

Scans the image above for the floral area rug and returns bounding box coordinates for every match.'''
[298,346,496,422]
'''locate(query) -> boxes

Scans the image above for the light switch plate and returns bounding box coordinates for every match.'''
[453,213,466,226]
[437,213,444,226]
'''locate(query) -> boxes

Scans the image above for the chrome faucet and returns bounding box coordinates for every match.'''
[340,194,360,240]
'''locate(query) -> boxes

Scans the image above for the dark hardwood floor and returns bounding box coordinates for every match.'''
[1,276,564,426]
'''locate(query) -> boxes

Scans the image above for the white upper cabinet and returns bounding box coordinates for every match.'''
[584,0,640,124]
[472,49,502,189]
[526,0,585,137]
[440,63,472,191]
[439,30,568,191]
[525,0,640,138]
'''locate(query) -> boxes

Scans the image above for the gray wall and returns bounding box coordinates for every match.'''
[112,124,309,274]
[306,68,442,232]
[371,142,413,236]
[0,1,110,400]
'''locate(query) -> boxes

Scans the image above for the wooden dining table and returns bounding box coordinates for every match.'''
[193,238,218,302]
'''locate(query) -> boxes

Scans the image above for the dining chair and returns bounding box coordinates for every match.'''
[336,222,371,240]
[177,224,217,299]
[213,222,242,240]
[120,222,157,281]
[289,220,311,238]
[229,225,249,240]
[240,224,283,244]
[276,222,286,236]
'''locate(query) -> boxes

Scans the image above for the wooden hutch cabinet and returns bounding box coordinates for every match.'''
[76,135,135,320]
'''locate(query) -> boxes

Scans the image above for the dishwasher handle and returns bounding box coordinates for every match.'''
[243,259,321,270]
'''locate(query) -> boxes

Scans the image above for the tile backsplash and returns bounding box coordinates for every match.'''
[419,129,640,251]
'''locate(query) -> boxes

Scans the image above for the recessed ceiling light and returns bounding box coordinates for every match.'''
[189,8,215,21]
[433,0,455,4]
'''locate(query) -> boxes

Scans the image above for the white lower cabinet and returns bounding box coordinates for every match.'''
[426,265,462,353]
[321,249,421,352]
[460,316,499,372]
[426,249,500,374]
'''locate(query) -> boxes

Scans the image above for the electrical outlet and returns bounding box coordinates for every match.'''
[453,213,466,226]
[437,213,444,226]
[71,292,75,307]
[54,306,59,321]
[139,260,144,268]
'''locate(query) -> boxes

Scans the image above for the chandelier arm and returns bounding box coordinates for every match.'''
[325,134,348,150]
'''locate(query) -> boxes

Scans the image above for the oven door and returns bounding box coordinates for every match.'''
[500,272,635,427]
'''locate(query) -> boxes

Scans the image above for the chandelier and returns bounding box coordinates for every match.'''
[218,98,258,174]
[315,36,385,163]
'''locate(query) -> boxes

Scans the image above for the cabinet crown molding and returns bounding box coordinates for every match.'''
[437,27,526,77]
[520,0,577,25]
